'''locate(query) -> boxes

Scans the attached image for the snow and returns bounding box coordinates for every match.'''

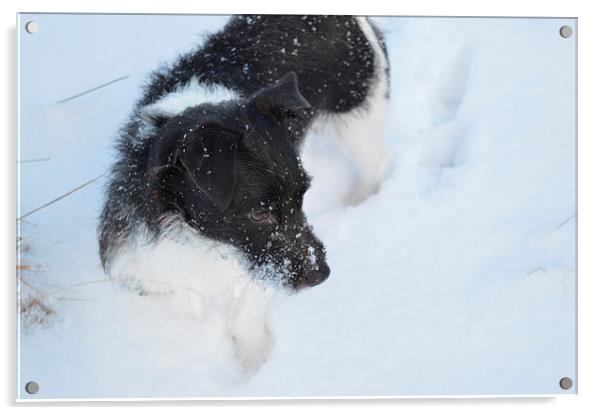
[17,14,576,399]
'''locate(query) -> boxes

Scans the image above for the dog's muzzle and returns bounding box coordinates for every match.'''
[305,263,330,287]
[294,262,330,289]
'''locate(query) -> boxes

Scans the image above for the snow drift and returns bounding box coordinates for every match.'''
[17,15,576,398]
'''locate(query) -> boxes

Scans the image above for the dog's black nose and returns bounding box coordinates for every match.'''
[304,264,330,287]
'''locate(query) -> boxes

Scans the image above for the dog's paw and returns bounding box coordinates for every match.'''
[227,279,275,373]
[232,326,273,374]
[344,182,381,206]
[343,145,391,206]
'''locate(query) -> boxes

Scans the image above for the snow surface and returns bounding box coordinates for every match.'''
[17,14,576,399]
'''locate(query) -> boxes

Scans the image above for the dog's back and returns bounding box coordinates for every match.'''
[140,15,387,112]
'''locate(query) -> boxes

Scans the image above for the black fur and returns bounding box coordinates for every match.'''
[99,15,388,289]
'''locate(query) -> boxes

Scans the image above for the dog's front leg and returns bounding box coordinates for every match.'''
[332,99,390,206]
[228,281,273,373]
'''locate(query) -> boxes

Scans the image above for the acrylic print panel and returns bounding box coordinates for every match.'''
[17,13,576,399]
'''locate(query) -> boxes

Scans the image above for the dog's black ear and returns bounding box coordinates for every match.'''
[148,120,240,212]
[177,126,239,211]
[251,72,311,120]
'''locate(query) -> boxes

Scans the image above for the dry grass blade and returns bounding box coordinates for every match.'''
[17,174,104,221]
[17,218,38,227]
[39,278,208,299]
[556,213,577,230]
[20,297,55,328]
[17,157,51,164]
[57,76,129,103]
[18,275,45,294]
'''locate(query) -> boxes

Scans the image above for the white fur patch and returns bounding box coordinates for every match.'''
[356,17,389,79]
[143,77,239,118]
[329,17,391,205]
[107,219,276,373]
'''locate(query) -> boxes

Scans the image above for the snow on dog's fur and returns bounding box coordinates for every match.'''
[99,15,390,372]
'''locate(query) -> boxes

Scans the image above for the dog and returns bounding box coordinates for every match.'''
[98,15,389,372]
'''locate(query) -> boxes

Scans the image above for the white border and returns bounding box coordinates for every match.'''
[11,394,567,403]
[3,0,601,413]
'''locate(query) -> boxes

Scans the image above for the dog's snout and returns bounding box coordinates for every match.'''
[304,263,330,287]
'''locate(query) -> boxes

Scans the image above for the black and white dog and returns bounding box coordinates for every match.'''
[99,15,389,371]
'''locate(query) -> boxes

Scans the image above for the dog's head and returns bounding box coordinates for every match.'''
[146,72,330,290]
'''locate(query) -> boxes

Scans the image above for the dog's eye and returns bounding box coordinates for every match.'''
[248,208,277,224]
